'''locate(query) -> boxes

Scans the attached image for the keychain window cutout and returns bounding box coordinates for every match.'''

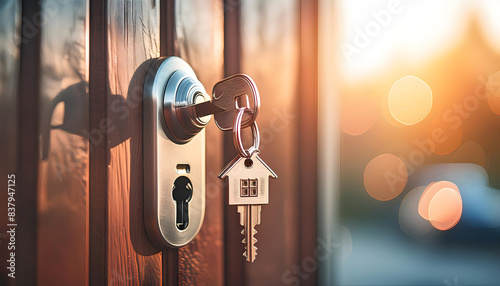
[240,178,258,197]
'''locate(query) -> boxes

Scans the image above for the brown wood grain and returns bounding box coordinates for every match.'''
[106,1,162,285]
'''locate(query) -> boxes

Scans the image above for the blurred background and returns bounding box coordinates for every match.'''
[336,0,500,285]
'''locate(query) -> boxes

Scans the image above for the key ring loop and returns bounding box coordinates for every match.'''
[233,108,260,158]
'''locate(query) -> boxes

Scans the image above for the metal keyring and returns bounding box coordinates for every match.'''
[233,108,260,158]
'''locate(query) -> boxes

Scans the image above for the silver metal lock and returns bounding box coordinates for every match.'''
[143,57,262,249]
[143,57,207,248]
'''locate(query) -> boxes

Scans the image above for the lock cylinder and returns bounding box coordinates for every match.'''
[163,69,210,144]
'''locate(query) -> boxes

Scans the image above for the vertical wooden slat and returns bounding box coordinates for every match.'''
[89,0,108,285]
[223,1,246,285]
[37,0,88,284]
[161,0,178,57]
[106,1,162,285]
[162,251,178,286]
[160,1,179,285]
[239,1,301,285]
[17,0,41,285]
[298,0,318,285]
[224,0,241,76]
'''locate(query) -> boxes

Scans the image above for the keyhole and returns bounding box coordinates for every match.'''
[172,176,193,230]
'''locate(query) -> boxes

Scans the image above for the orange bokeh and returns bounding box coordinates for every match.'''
[341,97,376,136]
[418,181,462,231]
[428,188,463,231]
[364,153,408,201]
[382,92,406,128]
[427,116,463,155]
[418,181,459,220]
[388,76,433,126]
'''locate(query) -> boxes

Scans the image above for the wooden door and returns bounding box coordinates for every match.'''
[2,0,320,285]
[92,1,226,285]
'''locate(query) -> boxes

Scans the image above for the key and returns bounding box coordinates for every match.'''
[219,152,277,262]
[238,205,261,262]
[186,74,260,131]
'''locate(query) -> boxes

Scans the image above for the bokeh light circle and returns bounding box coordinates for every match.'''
[364,153,408,201]
[418,181,459,220]
[388,75,433,125]
[428,188,462,231]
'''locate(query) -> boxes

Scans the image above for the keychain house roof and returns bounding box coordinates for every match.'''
[219,153,277,205]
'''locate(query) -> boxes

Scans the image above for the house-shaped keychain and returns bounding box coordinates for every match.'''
[218,152,277,205]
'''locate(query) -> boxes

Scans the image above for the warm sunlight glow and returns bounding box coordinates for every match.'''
[388,76,432,125]
[364,153,407,201]
[341,97,376,135]
[337,0,471,79]
[428,188,463,231]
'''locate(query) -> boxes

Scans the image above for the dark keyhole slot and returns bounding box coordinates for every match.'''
[175,163,190,174]
[172,176,193,230]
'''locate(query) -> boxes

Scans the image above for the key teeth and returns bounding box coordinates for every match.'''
[249,226,258,262]
[238,205,262,263]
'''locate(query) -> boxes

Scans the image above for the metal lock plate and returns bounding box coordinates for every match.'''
[143,57,207,248]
